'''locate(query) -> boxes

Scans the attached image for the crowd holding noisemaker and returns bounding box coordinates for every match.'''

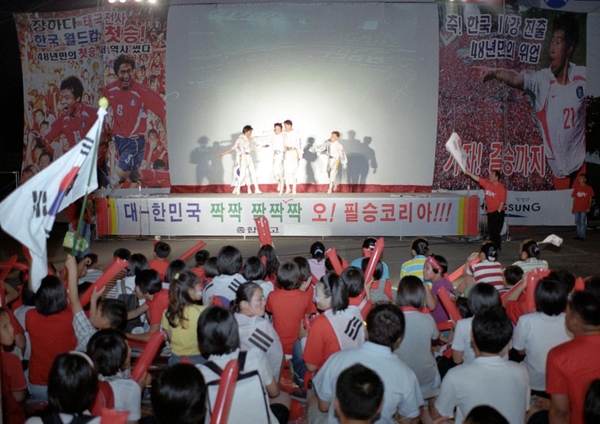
[2,234,600,424]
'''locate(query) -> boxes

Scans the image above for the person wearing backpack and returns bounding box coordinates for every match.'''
[26,352,101,424]
[196,306,291,424]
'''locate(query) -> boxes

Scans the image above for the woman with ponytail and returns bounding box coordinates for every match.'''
[513,239,548,274]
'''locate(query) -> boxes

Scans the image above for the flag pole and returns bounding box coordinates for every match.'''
[70,99,108,258]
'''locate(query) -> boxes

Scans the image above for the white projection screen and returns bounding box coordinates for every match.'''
[166,3,439,190]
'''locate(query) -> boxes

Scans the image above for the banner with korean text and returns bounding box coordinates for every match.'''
[436,4,586,192]
[15,7,170,193]
[95,194,480,237]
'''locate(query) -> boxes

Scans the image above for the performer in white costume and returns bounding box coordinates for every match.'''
[216,125,262,195]
[282,119,302,195]
[311,131,348,194]
[255,123,285,194]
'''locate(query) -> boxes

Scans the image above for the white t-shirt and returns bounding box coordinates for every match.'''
[513,312,572,391]
[101,376,142,421]
[313,341,423,424]
[435,356,530,424]
[452,317,475,364]
[202,273,246,305]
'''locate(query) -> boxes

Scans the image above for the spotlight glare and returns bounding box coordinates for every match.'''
[119,0,126,3]
[148,0,157,4]
[108,0,117,3]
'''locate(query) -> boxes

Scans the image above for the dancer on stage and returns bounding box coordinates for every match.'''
[282,119,302,195]
[311,131,347,194]
[255,123,285,194]
[216,125,262,195]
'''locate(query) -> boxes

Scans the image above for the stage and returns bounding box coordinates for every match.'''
[95,192,479,238]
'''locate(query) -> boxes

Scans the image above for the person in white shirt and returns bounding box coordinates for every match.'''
[282,119,302,194]
[311,131,348,194]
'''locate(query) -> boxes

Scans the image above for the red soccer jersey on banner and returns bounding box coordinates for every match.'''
[44,103,98,150]
[479,178,507,213]
[103,80,166,138]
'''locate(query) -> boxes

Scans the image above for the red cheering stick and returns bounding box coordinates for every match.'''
[79,258,129,308]
[0,255,17,282]
[500,280,524,302]
[254,216,273,246]
[438,287,462,323]
[210,359,240,424]
[178,240,207,262]
[448,258,480,282]
[132,330,165,383]
[363,238,384,285]
[325,247,344,275]
[525,268,550,313]
[100,408,129,424]
[573,277,585,292]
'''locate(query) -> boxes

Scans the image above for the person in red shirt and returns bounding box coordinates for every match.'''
[149,241,171,281]
[104,54,166,187]
[0,307,27,424]
[465,169,507,249]
[571,173,595,241]
[544,290,600,424]
[127,269,169,343]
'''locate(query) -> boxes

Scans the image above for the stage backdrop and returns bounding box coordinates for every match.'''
[165,3,439,193]
[435,4,587,192]
[15,7,171,193]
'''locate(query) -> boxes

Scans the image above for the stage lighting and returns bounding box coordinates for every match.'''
[108,0,117,3]
[119,0,126,3]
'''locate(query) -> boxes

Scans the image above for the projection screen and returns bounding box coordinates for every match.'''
[166,3,439,190]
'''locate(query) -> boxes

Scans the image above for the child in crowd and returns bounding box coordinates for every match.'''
[266,261,315,356]
[127,269,168,343]
[151,363,206,424]
[161,271,205,365]
[513,239,549,274]
[303,273,365,374]
[149,241,171,281]
[196,306,290,424]
[400,237,430,282]
[340,266,372,319]
[203,257,219,284]
[232,282,283,381]
[500,265,524,296]
[360,258,392,303]
[458,241,504,294]
[25,352,101,424]
[452,283,501,365]
[202,246,246,306]
[394,276,441,417]
[434,307,529,424]
[350,237,390,280]
[77,253,104,285]
[26,270,77,400]
[243,256,274,302]
[103,248,132,299]
[307,241,327,281]
[423,255,453,322]
[513,278,571,396]
[164,259,187,290]
[292,256,314,293]
[87,329,148,423]
[257,244,280,284]
[191,249,210,289]
[1,307,27,424]
[115,253,148,299]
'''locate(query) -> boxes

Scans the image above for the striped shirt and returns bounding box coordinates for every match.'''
[512,258,549,275]
[467,260,504,287]
[400,255,427,281]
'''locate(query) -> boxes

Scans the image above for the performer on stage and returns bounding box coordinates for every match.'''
[282,119,302,195]
[104,54,166,188]
[464,169,506,249]
[478,13,585,189]
[311,131,347,194]
[255,123,285,194]
[216,125,262,195]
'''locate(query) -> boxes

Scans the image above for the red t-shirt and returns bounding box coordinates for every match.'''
[479,178,507,213]
[191,267,206,288]
[571,184,594,212]
[147,289,169,326]
[266,289,316,355]
[149,259,169,282]
[505,292,527,325]
[26,308,77,385]
[44,103,97,149]
[1,351,27,424]
[546,334,600,424]
[103,80,166,138]
[302,313,341,373]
